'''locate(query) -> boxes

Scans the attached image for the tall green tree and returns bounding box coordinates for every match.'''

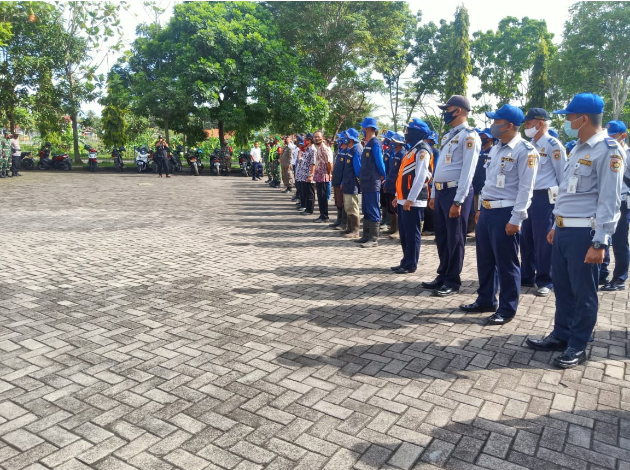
[526,36,552,110]
[557,1,630,119]
[443,5,471,99]
[471,17,553,106]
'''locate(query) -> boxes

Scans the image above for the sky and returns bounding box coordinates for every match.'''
[85,0,576,126]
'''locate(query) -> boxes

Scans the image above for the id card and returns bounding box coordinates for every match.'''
[444,154,452,166]
[567,176,578,194]
[496,174,505,188]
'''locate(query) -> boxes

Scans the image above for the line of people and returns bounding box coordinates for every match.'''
[253,92,628,370]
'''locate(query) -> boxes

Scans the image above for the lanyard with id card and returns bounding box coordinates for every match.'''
[567,162,579,194]
[496,161,506,188]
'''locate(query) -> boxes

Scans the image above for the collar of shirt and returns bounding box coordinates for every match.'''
[533,132,550,147]
[449,123,467,135]
[578,129,608,148]
[501,134,522,149]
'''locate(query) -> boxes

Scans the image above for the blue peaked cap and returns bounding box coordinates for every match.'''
[553,93,605,115]
[359,117,379,130]
[486,104,525,126]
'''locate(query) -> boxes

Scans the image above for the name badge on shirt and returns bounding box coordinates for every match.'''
[444,154,452,166]
[567,176,578,194]
[496,174,506,188]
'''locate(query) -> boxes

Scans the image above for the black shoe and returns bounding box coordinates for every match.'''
[601,279,626,291]
[599,276,610,286]
[394,267,416,274]
[553,347,587,369]
[485,312,513,325]
[521,281,536,288]
[313,216,326,223]
[390,265,402,271]
[459,302,497,313]
[433,285,459,297]
[300,211,313,215]
[421,279,442,290]
[525,334,567,352]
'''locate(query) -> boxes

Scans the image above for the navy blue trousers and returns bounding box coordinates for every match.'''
[434,186,474,288]
[521,191,554,288]
[552,227,599,350]
[602,201,630,282]
[362,192,381,222]
[398,204,424,271]
[475,207,521,317]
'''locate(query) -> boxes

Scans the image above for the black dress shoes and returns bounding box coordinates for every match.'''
[433,285,459,297]
[553,347,587,368]
[526,334,567,352]
[394,267,416,274]
[390,265,402,271]
[421,279,442,289]
[601,279,626,291]
[485,312,513,325]
[459,302,497,313]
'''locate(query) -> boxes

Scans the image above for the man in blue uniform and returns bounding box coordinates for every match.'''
[384,132,406,239]
[391,119,432,274]
[329,132,347,229]
[600,120,630,291]
[380,130,394,230]
[469,128,494,233]
[423,130,440,235]
[341,128,362,239]
[356,117,386,248]
[424,95,480,297]
[521,108,567,297]
[460,104,538,325]
[526,93,624,368]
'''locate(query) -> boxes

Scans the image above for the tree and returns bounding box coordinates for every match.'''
[443,5,471,99]
[471,16,553,106]
[53,2,125,163]
[526,36,552,110]
[557,1,630,119]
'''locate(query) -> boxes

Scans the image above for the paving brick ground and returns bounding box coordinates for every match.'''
[0,170,628,470]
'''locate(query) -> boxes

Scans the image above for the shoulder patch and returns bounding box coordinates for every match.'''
[418,150,429,160]
[605,137,618,149]
[466,140,474,149]
[523,141,535,150]
[527,154,538,169]
[611,155,623,172]
[548,136,562,149]
[552,149,562,161]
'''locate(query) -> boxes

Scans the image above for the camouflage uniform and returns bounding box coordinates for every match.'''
[0,137,9,178]
[271,144,281,187]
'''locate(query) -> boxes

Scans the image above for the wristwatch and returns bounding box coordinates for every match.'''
[453,201,462,207]
[591,241,606,249]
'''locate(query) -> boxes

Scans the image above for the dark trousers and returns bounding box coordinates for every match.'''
[434,186,474,288]
[333,186,344,209]
[475,207,521,317]
[398,204,424,271]
[552,227,599,350]
[602,201,630,282]
[303,182,315,214]
[316,182,329,218]
[384,192,397,215]
[296,181,304,203]
[156,156,169,175]
[362,191,381,222]
[521,191,554,288]
[11,154,21,173]
[252,162,263,179]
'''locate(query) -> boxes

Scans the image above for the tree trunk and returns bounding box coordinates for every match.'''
[164,119,170,146]
[9,105,14,133]
[183,134,187,157]
[71,113,81,164]
[218,120,225,147]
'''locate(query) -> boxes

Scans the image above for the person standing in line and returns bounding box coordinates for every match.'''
[356,117,386,248]
[526,93,623,368]
[521,108,567,297]
[460,104,538,325]
[280,135,295,194]
[313,130,333,222]
[10,132,21,177]
[469,128,495,234]
[341,128,362,239]
[599,120,630,292]
[423,95,480,297]
[291,135,301,201]
[296,133,316,215]
[329,131,348,229]
[383,132,406,239]
[0,133,10,178]
[250,141,262,181]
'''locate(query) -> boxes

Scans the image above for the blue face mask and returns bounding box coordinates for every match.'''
[564,118,582,139]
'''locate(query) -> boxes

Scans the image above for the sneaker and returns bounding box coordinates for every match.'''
[536,286,551,297]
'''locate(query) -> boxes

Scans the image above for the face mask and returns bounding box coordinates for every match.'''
[564,117,584,139]
[490,123,509,139]
[360,130,366,138]
[480,138,489,147]
[442,109,458,125]
[524,125,538,138]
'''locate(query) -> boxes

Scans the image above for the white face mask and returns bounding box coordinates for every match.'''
[524,125,539,138]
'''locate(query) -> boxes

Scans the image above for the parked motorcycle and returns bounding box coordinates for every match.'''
[85,144,98,172]
[20,151,34,170]
[135,146,150,173]
[186,148,204,176]
[37,143,72,170]
[238,151,252,177]
[170,146,184,173]
[111,146,125,172]
[210,150,221,176]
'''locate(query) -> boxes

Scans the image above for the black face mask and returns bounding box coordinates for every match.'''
[405,128,428,147]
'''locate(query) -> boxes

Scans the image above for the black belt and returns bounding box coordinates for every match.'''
[533,189,548,194]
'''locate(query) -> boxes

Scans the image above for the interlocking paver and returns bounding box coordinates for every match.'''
[0,172,628,469]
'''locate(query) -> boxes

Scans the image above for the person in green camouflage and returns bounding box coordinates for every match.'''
[0,133,10,178]
[270,136,282,188]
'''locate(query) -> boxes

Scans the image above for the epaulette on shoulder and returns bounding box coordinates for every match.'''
[605,137,618,149]
[522,141,535,150]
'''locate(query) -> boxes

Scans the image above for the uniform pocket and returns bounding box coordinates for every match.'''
[576,164,594,191]
[502,162,516,172]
